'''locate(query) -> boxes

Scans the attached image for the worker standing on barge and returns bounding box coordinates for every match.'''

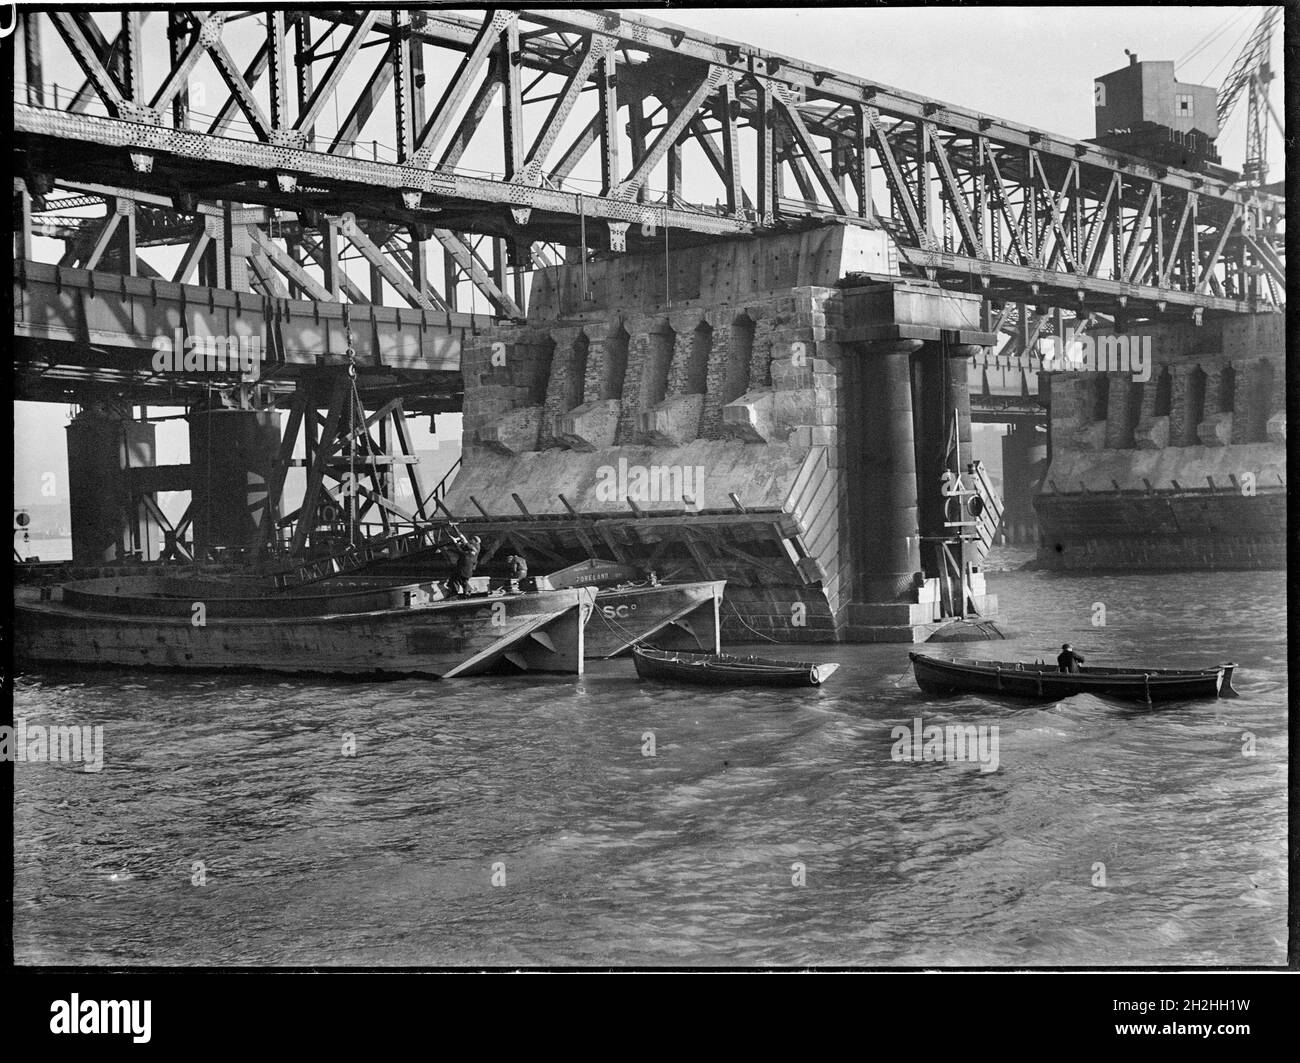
[505,553,527,593]
[446,535,481,597]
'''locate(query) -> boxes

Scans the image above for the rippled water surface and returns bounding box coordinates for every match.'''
[13,552,1288,966]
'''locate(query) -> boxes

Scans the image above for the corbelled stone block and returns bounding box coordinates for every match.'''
[637,393,705,446]
[1134,414,1170,450]
[722,388,775,443]
[475,405,543,455]
[556,399,621,452]
[1197,412,1233,447]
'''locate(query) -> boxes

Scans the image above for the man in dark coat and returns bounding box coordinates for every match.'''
[448,535,481,597]
[504,553,527,593]
[1057,643,1086,673]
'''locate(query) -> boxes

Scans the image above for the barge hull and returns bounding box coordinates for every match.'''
[14,585,596,678]
[583,581,724,659]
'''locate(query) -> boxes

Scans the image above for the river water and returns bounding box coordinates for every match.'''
[12,549,1288,966]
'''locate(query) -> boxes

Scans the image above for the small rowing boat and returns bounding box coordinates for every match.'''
[632,646,840,688]
[909,653,1238,704]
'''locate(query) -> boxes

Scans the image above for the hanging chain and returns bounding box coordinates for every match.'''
[342,327,386,545]
[345,315,357,548]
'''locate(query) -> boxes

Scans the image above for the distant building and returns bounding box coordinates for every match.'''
[1091,53,1234,179]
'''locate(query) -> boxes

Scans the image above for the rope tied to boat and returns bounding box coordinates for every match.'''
[591,597,711,654]
[724,599,781,644]
[591,600,647,647]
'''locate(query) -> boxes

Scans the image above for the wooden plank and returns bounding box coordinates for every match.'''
[784,446,826,512]
[795,464,836,539]
[802,486,839,556]
[682,534,719,580]
[714,542,790,583]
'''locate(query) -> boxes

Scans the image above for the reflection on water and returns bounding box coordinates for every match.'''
[12,557,1287,966]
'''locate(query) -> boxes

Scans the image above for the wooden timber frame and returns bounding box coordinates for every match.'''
[421,502,812,588]
[262,373,434,559]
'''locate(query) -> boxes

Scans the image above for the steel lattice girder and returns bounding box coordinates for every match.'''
[14,7,1284,319]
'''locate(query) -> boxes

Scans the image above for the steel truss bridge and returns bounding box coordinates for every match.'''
[11,6,1284,568]
[14,7,1284,327]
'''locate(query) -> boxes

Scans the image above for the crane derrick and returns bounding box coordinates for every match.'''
[1216,8,1280,186]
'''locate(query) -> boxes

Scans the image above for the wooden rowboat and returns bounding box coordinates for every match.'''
[909,653,1238,704]
[632,646,839,687]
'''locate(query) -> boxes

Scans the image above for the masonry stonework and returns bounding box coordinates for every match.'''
[1035,316,1285,570]
[445,225,999,642]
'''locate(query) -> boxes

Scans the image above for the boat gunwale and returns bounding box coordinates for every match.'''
[17,586,596,627]
[910,653,1231,681]
[631,646,838,686]
[634,646,826,671]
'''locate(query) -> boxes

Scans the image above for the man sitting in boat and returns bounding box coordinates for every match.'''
[1057,643,1086,673]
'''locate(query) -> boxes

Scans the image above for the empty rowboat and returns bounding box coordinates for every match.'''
[632,646,839,687]
[909,653,1238,704]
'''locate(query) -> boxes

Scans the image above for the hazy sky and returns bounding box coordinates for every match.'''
[631,5,1280,174]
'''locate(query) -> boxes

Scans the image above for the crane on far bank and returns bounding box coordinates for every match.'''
[1215,7,1282,186]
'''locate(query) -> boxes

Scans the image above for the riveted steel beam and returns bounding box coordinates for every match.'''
[49,12,126,117]
[15,7,1282,319]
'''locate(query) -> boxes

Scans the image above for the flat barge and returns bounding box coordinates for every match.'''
[14,575,596,678]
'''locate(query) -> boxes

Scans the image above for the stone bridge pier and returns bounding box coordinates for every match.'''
[1034,313,1285,569]
[444,224,998,642]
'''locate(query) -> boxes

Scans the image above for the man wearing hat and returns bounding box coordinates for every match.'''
[1057,643,1086,673]
[504,552,527,593]
[448,535,481,597]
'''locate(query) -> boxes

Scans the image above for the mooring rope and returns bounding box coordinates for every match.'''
[591,602,645,646]
[347,354,356,548]
[589,593,714,653]
[890,665,914,688]
[724,599,781,644]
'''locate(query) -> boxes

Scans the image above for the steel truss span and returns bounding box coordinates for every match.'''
[14,7,1284,320]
